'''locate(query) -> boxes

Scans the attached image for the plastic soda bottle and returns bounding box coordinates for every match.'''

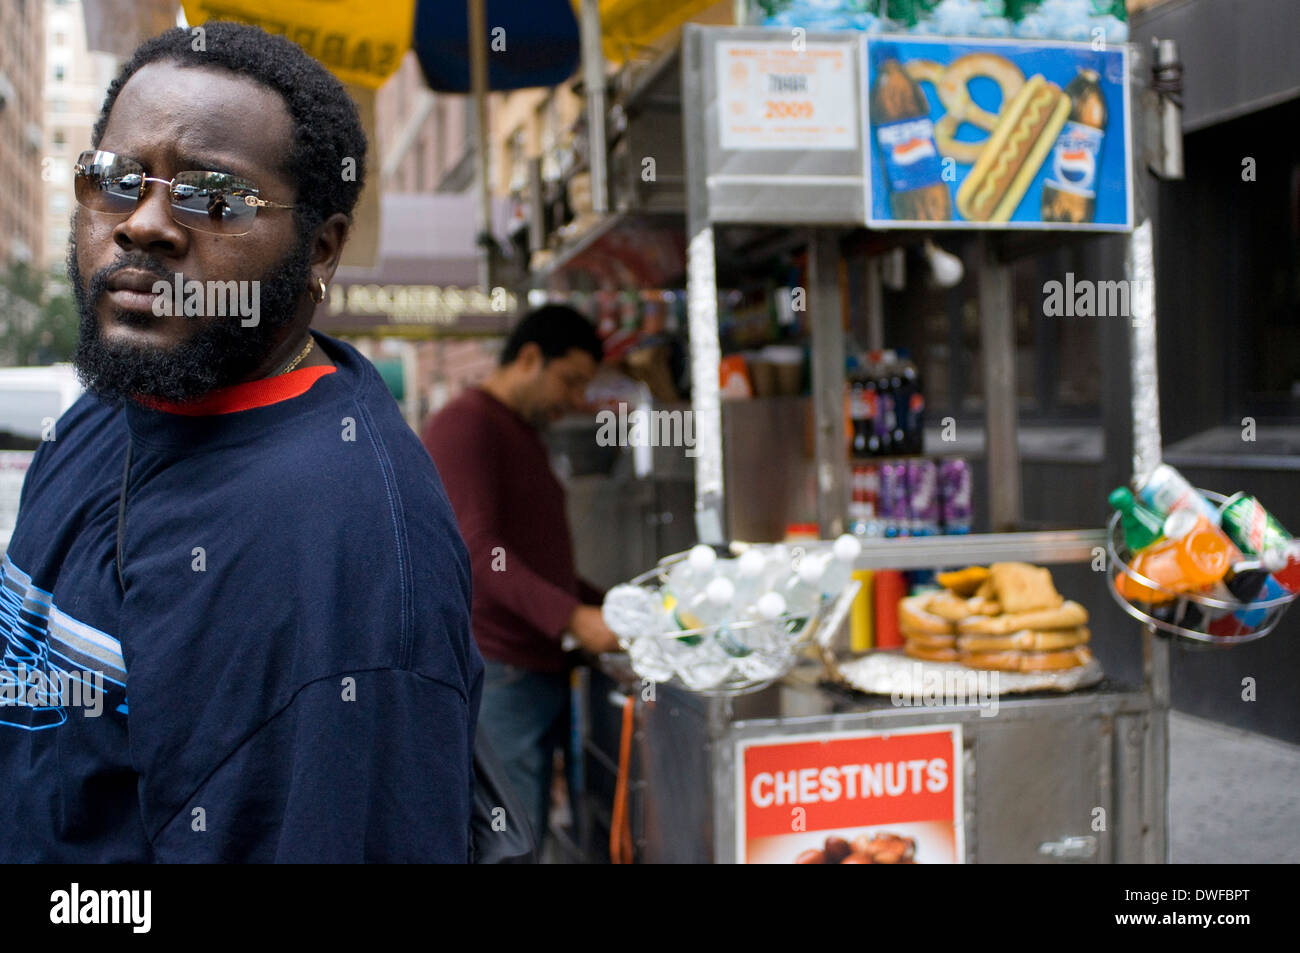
[1123,510,1237,603]
[1109,486,1165,552]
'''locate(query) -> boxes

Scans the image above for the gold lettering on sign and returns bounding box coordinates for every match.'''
[326,284,518,324]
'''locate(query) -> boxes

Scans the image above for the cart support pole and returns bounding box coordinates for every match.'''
[468,0,492,291]
[682,28,725,544]
[581,0,609,215]
[686,224,725,544]
[808,228,848,537]
[865,255,884,352]
[1126,43,1170,864]
[978,236,1022,531]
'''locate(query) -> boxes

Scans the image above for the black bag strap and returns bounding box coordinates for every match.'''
[115,433,132,593]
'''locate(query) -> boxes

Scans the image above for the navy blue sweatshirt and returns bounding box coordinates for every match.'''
[0,331,481,862]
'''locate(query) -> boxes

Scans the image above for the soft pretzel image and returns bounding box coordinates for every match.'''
[905,54,1025,166]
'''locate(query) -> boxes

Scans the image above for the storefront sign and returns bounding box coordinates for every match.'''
[864,36,1131,231]
[736,725,964,864]
[318,283,518,336]
[716,40,858,151]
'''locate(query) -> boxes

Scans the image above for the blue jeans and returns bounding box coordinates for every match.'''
[476,659,571,851]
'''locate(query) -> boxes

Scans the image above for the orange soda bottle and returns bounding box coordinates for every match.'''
[1122,510,1240,604]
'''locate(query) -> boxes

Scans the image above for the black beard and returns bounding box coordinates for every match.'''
[68,226,313,405]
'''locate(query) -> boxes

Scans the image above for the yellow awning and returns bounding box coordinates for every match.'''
[576,0,723,64]
[180,0,415,89]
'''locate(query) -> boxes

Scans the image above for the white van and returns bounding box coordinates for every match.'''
[0,365,85,551]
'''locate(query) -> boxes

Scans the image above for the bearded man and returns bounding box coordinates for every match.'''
[0,22,480,862]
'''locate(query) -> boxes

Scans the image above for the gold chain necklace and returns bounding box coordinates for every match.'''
[276,336,315,375]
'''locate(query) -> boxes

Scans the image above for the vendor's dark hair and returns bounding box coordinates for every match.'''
[90,21,366,234]
[500,305,603,366]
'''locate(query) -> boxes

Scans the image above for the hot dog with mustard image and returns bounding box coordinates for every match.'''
[956,75,1070,222]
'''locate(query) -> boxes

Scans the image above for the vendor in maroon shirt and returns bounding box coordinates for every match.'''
[422,305,618,851]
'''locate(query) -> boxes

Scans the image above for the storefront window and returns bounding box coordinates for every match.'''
[1156,96,1300,444]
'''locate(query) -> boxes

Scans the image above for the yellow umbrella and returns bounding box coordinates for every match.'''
[179,0,415,89]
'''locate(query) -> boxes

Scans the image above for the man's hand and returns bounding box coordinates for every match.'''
[569,605,621,655]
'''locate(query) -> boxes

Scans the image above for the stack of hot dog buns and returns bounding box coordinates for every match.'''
[899,563,1092,671]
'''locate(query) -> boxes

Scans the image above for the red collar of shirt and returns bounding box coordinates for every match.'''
[136,364,337,416]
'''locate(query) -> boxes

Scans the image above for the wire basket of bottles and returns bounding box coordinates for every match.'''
[602,539,862,695]
[1106,482,1299,646]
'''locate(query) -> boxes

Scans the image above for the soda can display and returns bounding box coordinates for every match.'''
[1217,492,1292,556]
[905,459,940,536]
[939,458,973,534]
[861,464,880,520]
[880,462,910,537]
[1134,463,1221,525]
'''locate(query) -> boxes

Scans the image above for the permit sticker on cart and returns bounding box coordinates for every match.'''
[716,40,858,151]
[736,725,963,864]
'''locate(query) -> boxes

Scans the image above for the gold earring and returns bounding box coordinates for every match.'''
[311,276,327,303]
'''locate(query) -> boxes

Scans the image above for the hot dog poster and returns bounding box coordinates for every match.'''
[864,37,1131,231]
[736,726,964,864]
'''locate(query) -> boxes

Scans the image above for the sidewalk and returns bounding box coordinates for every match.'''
[1169,711,1300,864]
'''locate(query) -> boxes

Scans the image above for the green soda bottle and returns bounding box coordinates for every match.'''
[1089,0,1128,19]
[1109,486,1165,552]
[1007,0,1043,20]
[886,0,940,28]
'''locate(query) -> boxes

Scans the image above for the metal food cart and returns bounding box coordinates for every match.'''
[555,19,1183,863]
[580,530,1166,863]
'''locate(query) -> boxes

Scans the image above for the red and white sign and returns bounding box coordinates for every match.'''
[736,725,964,864]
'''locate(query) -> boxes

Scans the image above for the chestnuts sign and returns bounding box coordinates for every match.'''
[737,725,963,864]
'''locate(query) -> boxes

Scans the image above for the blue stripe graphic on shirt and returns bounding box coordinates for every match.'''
[1,553,126,731]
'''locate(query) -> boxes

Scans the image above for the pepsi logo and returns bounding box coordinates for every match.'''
[1053,144,1095,187]
[893,137,936,165]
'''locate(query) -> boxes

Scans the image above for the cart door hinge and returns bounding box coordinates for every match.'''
[1038,835,1098,860]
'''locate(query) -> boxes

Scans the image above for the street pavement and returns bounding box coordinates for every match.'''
[1169,711,1300,863]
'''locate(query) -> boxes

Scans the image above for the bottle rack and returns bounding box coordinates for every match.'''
[1105,490,1298,646]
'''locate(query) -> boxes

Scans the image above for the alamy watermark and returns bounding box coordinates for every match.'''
[150,274,260,327]
[0,665,105,718]
[595,403,698,457]
[890,664,1000,718]
[50,883,150,933]
[1042,272,1154,321]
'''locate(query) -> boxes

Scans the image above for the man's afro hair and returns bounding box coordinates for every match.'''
[90,21,367,233]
